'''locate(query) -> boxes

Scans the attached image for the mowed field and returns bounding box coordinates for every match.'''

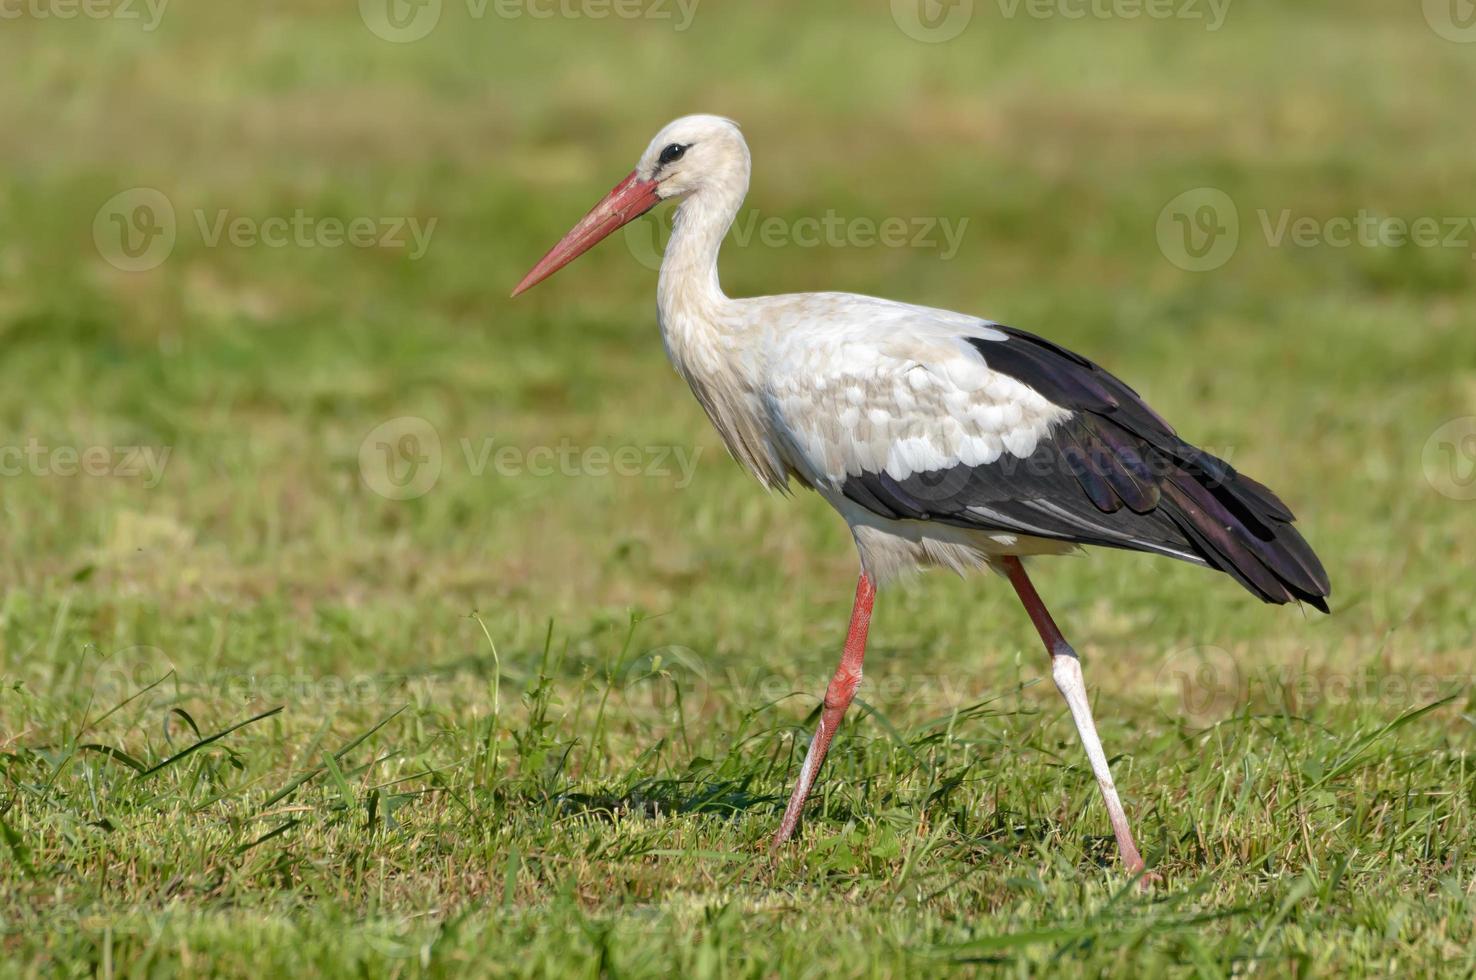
[2,1,1475,975]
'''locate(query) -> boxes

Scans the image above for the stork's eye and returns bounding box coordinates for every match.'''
[657,142,688,167]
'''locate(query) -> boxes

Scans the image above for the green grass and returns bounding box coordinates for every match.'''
[3,1,1476,975]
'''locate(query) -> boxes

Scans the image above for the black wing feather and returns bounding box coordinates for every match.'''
[838,326,1331,611]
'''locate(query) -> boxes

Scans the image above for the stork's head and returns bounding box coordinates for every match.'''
[634,114,748,200]
[512,114,747,296]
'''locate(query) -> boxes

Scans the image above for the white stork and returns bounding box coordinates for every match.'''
[512,115,1330,876]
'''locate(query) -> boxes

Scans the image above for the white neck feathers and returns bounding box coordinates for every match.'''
[657,148,749,324]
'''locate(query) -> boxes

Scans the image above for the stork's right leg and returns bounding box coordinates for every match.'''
[771,573,875,850]
[998,556,1148,876]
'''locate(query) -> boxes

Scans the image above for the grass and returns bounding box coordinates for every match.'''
[2,0,1476,975]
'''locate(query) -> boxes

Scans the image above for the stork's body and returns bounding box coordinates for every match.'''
[514,115,1331,876]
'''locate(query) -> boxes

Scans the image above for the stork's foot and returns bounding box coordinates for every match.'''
[1119,849,1162,889]
[769,804,804,853]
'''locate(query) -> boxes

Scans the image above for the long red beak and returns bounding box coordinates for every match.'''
[511,170,662,297]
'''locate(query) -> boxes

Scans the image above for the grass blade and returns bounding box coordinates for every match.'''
[136,706,284,780]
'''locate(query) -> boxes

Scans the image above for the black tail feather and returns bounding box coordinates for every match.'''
[961,327,1332,611]
[1159,454,1330,612]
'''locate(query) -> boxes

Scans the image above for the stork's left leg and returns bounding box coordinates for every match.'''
[998,556,1147,876]
[771,573,876,850]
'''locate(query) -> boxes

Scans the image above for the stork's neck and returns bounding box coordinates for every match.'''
[653,161,788,490]
[657,172,746,326]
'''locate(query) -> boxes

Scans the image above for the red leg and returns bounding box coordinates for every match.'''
[771,573,876,849]
[999,556,1149,877]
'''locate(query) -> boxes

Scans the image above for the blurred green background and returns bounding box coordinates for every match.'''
[2,0,1475,975]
